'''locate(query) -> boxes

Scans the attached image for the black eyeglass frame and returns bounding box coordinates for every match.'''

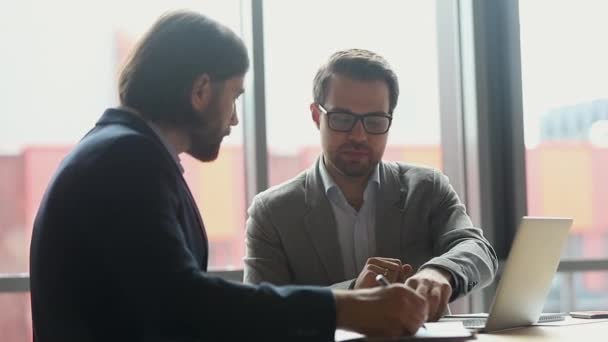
[317,104,393,135]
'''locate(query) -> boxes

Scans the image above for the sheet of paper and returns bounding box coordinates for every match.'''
[335,321,473,341]
[335,329,365,341]
[414,322,472,338]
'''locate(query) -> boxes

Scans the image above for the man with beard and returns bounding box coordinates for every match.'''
[29,12,429,342]
[244,49,498,322]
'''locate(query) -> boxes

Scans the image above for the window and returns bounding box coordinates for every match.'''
[544,271,608,312]
[0,1,245,340]
[520,0,608,310]
[0,293,31,342]
[263,0,442,186]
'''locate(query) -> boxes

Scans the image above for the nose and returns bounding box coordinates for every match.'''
[348,120,367,142]
[231,106,239,126]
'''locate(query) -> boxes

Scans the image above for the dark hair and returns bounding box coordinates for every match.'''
[313,49,399,113]
[119,10,249,124]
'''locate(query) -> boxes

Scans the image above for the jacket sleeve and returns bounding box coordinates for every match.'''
[419,170,498,298]
[244,196,294,285]
[90,137,337,341]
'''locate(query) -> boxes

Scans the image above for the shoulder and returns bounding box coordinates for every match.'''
[67,124,171,176]
[36,124,178,228]
[53,124,177,199]
[383,161,444,184]
[250,170,308,214]
[84,125,161,159]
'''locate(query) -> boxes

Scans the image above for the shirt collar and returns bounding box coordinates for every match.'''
[318,155,381,195]
[369,162,381,187]
[319,156,338,194]
[116,106,184,174]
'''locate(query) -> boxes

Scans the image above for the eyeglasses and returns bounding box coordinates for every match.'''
[317,104,392,135]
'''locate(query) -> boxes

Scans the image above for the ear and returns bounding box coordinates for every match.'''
[310,103,321,129]
[191,74,213,112]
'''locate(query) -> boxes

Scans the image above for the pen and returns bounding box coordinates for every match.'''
[375,274,427,330]
[375,273,391,287]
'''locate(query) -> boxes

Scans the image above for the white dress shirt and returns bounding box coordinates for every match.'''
[318,156,380,279]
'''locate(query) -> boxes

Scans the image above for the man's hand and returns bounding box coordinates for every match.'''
[334,285,428,337]
[354,257,414,289]
[405,267,453,321]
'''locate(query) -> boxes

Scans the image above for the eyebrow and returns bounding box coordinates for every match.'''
[325,106,390,116]
[325,106,351,112]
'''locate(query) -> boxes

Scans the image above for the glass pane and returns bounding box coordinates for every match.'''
[264,0,442,186]
[544,271,608,313]
[0,292,31,342]
[520,1,608,257]
[0,0,246,272]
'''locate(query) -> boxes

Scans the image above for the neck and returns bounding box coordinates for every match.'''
[149,122,190,154]
[324,156,371,210]
[120,106,190,154]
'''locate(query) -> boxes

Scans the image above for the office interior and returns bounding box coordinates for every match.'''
[1,0,608,340]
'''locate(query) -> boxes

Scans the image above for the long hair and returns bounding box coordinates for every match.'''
[118,10,249,124]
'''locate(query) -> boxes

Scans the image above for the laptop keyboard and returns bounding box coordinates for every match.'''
[537,313,567,323]
[460,313,566,329]
[461,318,486,329]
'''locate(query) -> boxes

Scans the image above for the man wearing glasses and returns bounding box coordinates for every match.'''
[244,49,498,321]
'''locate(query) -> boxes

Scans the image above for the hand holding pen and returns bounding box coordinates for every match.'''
[375,273,392,287]
[376,274,428,329]
[334,275,428,337]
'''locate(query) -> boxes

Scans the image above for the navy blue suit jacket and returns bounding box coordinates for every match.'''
[30,109,336,341]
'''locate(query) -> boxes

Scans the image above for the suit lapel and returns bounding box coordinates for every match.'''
[374,162,407,259]
[303,159,345,284]
[96,108,209,268]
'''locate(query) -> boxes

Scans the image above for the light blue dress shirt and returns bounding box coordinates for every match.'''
[318,156,380,279]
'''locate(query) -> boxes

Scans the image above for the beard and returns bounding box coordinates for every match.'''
[330,142,378,178]
[334,157,374,178]
[187,129,223,162]
[184,98,230,162]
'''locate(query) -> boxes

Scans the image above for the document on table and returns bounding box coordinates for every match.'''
[335,321,473,341]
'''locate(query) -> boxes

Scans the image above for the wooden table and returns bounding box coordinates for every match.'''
[475,317,608,341]
[336,318,608,341]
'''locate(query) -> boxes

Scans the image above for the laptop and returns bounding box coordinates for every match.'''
[442,216,573,332]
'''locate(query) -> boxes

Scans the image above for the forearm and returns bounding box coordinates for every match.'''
[430,171,498,295]
[181,276,337,340]
[329,279,356,290]
[243,259,292,285]
[112,238,335,340]
[422,238,497,297]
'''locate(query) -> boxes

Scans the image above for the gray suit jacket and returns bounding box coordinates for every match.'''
[244,159,497,298]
